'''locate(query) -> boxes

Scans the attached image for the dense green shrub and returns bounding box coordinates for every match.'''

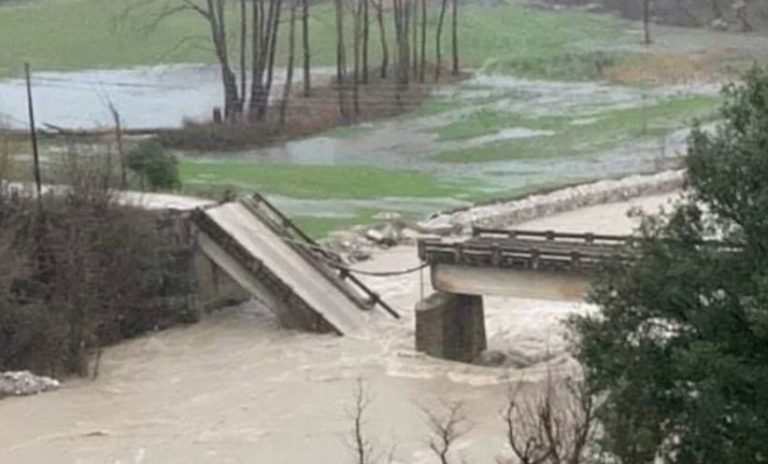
[0,170,197,377]
[571,67,768,463]
[127,141,181,191]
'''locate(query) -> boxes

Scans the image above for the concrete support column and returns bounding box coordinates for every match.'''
[415,291,487,363]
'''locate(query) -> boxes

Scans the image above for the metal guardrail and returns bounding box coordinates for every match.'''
[419,229,634,273]
[249,194,400,320]
[472,227,632,246]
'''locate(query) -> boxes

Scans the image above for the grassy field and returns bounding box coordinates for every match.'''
[434,94,720,162]
[179,160,473,199]
[0,0,630,77]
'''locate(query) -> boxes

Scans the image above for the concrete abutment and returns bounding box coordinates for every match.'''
[415,292,487,363]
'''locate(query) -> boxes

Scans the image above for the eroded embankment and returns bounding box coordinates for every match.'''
[420,169,684,233]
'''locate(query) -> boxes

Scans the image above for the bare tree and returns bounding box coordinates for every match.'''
[502,376,597,464]
[281,2,298,124]
[373,0,389,79]
[435,0,449,81]
[106,101,126,189]
[642,0,652,45]
[451,0,459,75]
[412,0,419,78]
[353,0,363,115]
[334,0,350,119]
[250,0,284,120]
[362,0,370,84]
[348,378,375,464]
[302,0,312,96]
[424,402,468,464]
[420,0,427,83]
[240,0,248,109]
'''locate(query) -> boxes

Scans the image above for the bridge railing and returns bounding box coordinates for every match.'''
[418,238,631,272]
[472,227,632,246]
[249,193,400,319]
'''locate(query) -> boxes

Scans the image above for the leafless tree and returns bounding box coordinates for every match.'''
[334,0,350,119]
[420,0,427,83]
[348,378,376,464]
[642,0,653,45]
[435,0,449,81]
[281,2,298,124]
[451,0,459,75]
[501,376,597,464]
[362,0,370,84]
[250,0,284,120]
[106,100,126,189]
[423,401,469,464]
[373,0,389,78]
[302,0,312,96]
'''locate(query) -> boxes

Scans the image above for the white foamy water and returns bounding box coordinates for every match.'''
[0,193,676,464]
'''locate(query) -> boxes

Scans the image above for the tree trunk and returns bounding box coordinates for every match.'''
[435,0,448,81]
[412,0,419,78]
[420,0,426,83]
[362,0,370,84]
[643,0,652,45]
[375,0,389,79]
[239,0,248,116]
[334,0,349,119]
[250,0,282,120]
[207,0,240,119]
[261,0,283,119]
[353,0,362,115]
[281,5,297,125]
[451,0,459,75]
[302,0,311,96]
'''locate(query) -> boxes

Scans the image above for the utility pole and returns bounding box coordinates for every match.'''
[24,62,42,201]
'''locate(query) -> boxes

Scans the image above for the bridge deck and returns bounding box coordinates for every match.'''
[193,197,397,335]
[419,228,632,274]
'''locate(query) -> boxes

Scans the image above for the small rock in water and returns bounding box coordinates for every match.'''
[474,350,508,367]
[0,371,60,399]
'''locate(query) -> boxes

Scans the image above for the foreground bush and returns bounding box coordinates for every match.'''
[570,67,768,463]
[0,160,196,377]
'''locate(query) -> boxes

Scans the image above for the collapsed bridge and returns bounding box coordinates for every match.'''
[192,194,399,336]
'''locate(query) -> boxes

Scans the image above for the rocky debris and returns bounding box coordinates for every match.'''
[0,371,60,399]
[710,18,729,31]
[418,170,685,234]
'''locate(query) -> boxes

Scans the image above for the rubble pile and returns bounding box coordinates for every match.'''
[0,371,60,399]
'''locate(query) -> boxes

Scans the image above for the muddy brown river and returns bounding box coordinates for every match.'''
[0,194,674,464]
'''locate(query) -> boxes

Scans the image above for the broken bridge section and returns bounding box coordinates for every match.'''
[192,195,398,336]
[415,228,633,362]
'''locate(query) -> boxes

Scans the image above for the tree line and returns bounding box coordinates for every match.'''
[143,0,462,123]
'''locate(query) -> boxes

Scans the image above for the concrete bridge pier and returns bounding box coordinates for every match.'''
[415,292,487,363]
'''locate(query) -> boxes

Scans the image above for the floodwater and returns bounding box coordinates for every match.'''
[0,64,333,130]
[0,194,674,464]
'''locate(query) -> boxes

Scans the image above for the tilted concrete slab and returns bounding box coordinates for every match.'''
[199,202,373,335]
[431,264,589,301]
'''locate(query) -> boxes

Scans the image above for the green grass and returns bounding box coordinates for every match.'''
[435,95,721,163]
[179,160,472,199]
[0,0,630,78]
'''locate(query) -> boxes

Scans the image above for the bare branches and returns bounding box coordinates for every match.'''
[501,376,597,464]
[347,378,376,464]
[423,401,469,464]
